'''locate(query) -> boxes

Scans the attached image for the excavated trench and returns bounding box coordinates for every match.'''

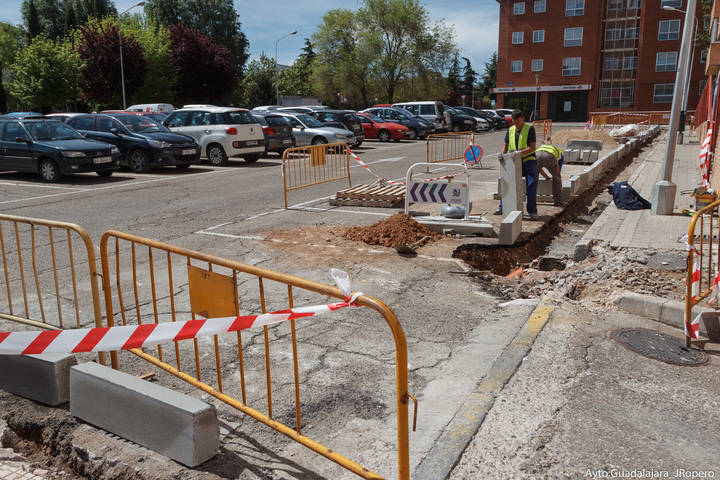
[453,140,649,276]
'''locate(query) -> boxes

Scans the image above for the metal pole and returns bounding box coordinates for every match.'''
[118,16,126,109]
[275,31,297,106]
[652,0,696,215]
[679,17,698,144]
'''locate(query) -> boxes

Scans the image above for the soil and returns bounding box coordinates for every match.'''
[343,214,442,248]
[551,129,617,148]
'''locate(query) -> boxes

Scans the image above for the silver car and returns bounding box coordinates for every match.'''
[278,113,356,146]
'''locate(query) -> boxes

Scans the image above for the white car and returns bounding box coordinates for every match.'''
[126,103,175,113]
[163,106,265,164]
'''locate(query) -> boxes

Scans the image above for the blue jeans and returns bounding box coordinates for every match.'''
[499,159,539,215]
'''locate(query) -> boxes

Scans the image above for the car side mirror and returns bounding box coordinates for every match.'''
[109,127,120,135]
[15,137,29,144]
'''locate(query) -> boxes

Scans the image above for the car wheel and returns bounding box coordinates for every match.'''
[311,137,327,145]
[128,149,150,173]
[96,170,114,177]
[244,154,261,163]
[352,140,363,148]
[378,130,391,142]
[207,144,228,166]
[452,124,461,132]
[39,159,62,182]
[407,128,418,140]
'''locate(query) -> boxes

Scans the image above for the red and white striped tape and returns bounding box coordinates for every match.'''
[346,148,459,185]
[0,269,363,355]
[699,125,712,187]
[687,245,702,339]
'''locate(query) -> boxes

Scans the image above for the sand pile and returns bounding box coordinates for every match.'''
[551,129,617,148]
[344,214,441,247]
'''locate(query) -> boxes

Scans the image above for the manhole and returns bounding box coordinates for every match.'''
[613,328,709,366]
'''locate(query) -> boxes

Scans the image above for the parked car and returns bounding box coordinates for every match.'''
[277,113,356,146]
[252,105,283,112]
[308,110,364,147]
[0,117,120,182]
[392,101,445,130]
[6,112,43,118]
[356,112,408,142]
[251,112,295,155]
[452,106,492,131]
[126,103,174,114]
[163,106,265,165]
[45,113,85,123]
[67,113,199,172]
[482,109,510,129]
[360,106,434,139]
[102,110,170,125]
[277,106,330,114]
[495,108,514,122]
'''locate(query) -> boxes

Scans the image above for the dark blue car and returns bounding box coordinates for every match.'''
[0,117,120,182]
[68,113,200,172]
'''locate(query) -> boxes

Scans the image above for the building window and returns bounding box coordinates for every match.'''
[511,60,523,72]
[653,83,674,103]
[566,0,584,16]
[700,79,707,95]
[564,27,583,47]
[533,30,545,43]
[701,49,708,64]
[658,19,681,41]
[622,56,637,70]
[598,80,634,108]
[656,52,678,72]
[608,0,623,10]
[513,2,525,14]
[604,55,620,71]
[512,31,524,44]
[534,0,546,13]
[606,27,623,41]
[627,0,641,9]
[660,0,682,7]
[625,25,639,39]
[531,59,544,72]
[562,57,581,76]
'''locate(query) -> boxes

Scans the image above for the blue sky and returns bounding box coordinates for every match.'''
[0,0,499,71]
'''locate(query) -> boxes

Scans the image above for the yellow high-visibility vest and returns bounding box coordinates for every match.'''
[508,123,535,161]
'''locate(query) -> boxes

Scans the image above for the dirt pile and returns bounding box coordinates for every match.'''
[551,128,617,148]
[344,214,441,248]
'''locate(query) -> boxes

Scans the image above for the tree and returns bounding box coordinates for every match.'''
[169,25,236,105]
[279,38,315,97]
[461,57,477,103]
[76,18,147,108]
[8,36,82,110]
[121,16,176,103]
[23,0,42,41]
[72,0,115,24]
[239,54,275,107]
[479,51,497,100]
[358,0,456,103]
[22,0,63,40]
[63,0,77,35]
[145,0,249,74]
[0,22,22,112]
[445,53,461,105]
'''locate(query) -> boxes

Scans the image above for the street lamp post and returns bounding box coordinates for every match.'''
[275,30,297,106]
[118,1,145,110]
[652,0,697,215]
[534,74,539,121]
[663,5,699,145]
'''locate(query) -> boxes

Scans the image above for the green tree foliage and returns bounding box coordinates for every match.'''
[72,0,115,24]
[479,51,497,100]
[357,0,456,103]
[76,18,147,108]
[445,53,461,104]
[145,0,249,74]
[63,0,77,34]
[0,22,22,113]
[461,57,477,100]
[8,35,82,110]
[22,0,63,40]
[169,24,236,105]
[22,0,42,40]
[239,54,275,107]
[121,17,176,104]
[279,38,315,98]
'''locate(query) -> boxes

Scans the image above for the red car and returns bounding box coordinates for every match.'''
[357,112,409,142]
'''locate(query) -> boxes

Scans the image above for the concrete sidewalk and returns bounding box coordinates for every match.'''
[581,131,701,251]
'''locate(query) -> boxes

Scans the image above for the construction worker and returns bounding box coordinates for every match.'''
[535,142,564,207]
[494,110,538,218]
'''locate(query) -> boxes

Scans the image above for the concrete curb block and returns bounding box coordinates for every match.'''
[412,296,556,480]
[573,238,593,262]
[0,353,77,406]
[613,291,713,337]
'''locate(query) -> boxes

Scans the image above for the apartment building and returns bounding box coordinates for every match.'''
[494,0,707,122]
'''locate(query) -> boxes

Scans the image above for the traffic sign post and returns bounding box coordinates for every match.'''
[464,145,483,167]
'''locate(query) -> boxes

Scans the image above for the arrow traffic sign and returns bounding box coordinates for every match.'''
[407,181,466,205]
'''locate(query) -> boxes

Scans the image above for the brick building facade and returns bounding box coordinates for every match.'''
[494,0,707,122]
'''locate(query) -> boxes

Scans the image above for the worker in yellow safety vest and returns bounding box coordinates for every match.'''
[494,109,538,218]
[535,142,564,207]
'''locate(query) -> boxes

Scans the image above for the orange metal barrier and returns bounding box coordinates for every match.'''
[0,214,105,364]
[281,143,352,208]
[99,231,412,479]
[426,131,474,165]
[686,200,720,347]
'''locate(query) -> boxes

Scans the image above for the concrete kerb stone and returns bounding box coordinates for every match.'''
[499,210,522,245]
[573,238,593,262]
[614,291,714,338]
[70,362,219,467]
[0,353,77,406]
[412,296,556,480]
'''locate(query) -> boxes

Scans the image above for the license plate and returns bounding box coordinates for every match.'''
[182,149,195,155]
[93,156,112,164]
[282,139,292,144]
[246,140,258,146]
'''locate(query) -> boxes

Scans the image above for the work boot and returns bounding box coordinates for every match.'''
[493,207,502,215]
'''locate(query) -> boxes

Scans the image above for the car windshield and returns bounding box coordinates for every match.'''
[23,120,84,141]
[296,114,324,128]
[265,116,290,127]
[364,114,383,122]
[394,109,414,119]
[114,115,168,133]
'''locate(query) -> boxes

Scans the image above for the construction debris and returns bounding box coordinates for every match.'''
[343,214,441,248]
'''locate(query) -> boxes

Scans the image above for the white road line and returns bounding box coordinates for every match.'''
[0,182,88,191]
